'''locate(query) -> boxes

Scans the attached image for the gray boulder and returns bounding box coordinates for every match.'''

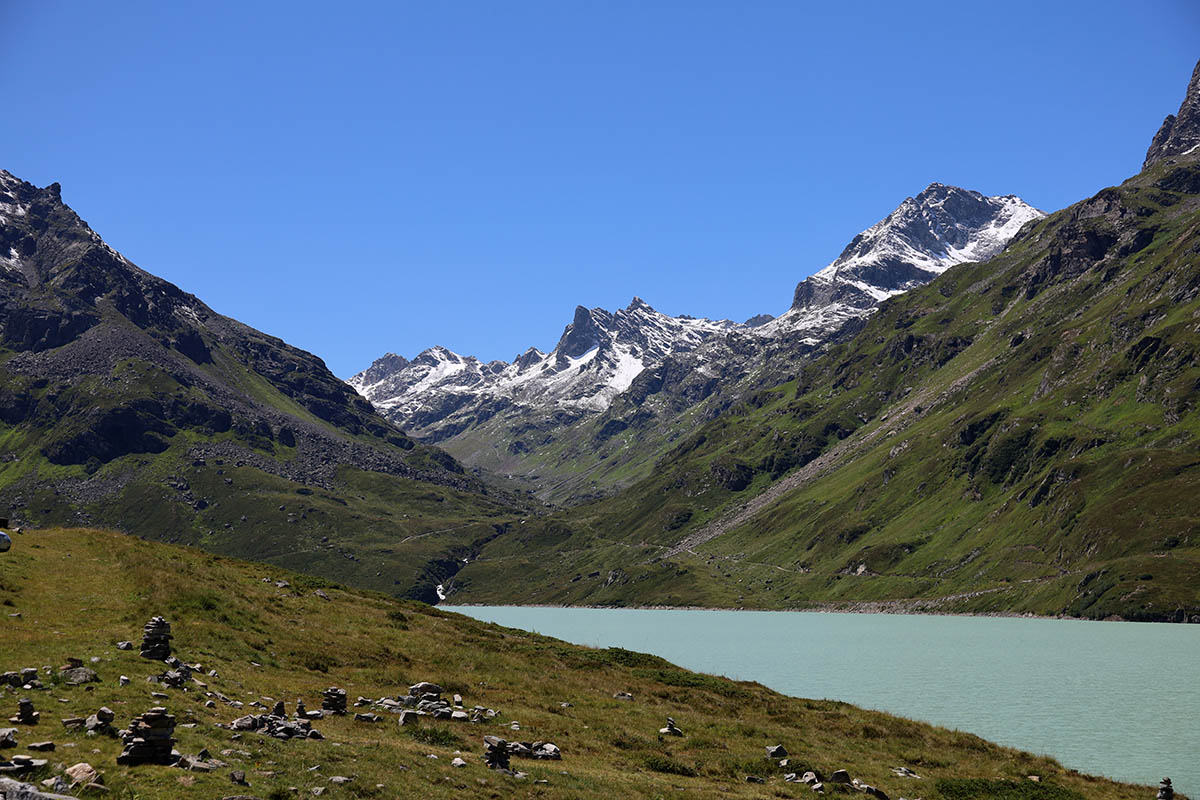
[60,667,99,686]
[829,769,852,784]
[0,777,79,800]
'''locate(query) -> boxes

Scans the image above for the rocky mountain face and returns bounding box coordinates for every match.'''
[351,299,738,439]
[0,169,519,601]
[1144,58,1200,168]
[354,185,1041,501]
[767,184,1043,341]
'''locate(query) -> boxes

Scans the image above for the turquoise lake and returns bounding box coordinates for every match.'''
[447,606,1200,794]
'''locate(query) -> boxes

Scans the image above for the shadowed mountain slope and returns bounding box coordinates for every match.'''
[0,170,523,601]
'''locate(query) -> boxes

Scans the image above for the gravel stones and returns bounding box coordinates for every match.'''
[139,617,173,661]
[116,707,177,765]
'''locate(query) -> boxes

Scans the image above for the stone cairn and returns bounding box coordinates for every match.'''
[85,706,116,736]
[321,687,347,715]
[140,617,173,661]
[10,698,38,725]
[483,736,510,770]
[1158,778,1173,800]
[116,707,176,765]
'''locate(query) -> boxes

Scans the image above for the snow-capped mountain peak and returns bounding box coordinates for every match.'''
[348,298,740,433]
[760,184,1043,340]
[350,183,1043,468]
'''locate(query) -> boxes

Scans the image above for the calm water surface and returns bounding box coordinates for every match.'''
[447,606,1200,793]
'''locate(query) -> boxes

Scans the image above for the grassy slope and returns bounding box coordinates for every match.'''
[0,527,1161,800]
[0,332,526,603]
[449,156,1200,620]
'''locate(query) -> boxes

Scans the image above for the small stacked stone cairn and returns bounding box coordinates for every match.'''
[659,717,683,737]
[85,707,117,736]
[321,687,347,715]
[483,736,510,770]
[1158,778,1174,800]
[401,681,453,719]
[10,699,38,725]
[116,707,177,765]
[139,617,173,661]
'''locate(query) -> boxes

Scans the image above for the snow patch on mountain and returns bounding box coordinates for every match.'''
[350,183,1043,447]
[760,185,1043,337]
[349,299,740,428]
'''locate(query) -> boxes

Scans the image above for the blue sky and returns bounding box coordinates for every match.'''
[3,2,1197,376]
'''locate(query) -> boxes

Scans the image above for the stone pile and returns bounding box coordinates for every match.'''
[153,657,193,688]
[10,699,38,725]
[393,681,474,721]
[1159,778,1174,800]
[1,670,41,690]
[321,687,346,715]
[116,707,177,765]
[659,717,683,737]
[0,754,48,775]
[504,740,561,760]
[140,617,173,661]
[483,736,510,770]
[228,712,322,741]
[85,707,116,736]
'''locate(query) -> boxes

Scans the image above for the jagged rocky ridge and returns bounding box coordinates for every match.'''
[1144,59,1200,168]
[352,185,1042,500]
[351,298,740,435]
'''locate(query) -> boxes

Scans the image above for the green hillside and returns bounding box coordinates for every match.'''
[0,526,1162,799]
[447,147,1200,621]
[0,170,526,603]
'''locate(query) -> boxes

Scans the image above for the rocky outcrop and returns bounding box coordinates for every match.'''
[1144,59,1200,168]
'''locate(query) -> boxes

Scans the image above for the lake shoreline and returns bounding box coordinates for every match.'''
[442,601,1131,622]
[448,603,1200,792]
